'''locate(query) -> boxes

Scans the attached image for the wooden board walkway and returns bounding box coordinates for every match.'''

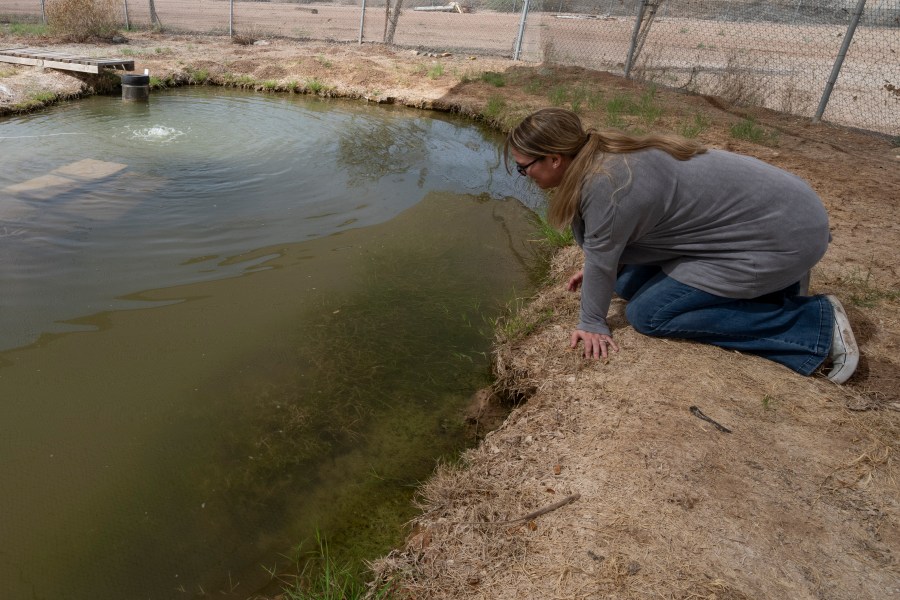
[0,47,134,74]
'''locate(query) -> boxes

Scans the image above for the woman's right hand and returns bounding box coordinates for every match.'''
[566,269,584,292]
[570,329,619,360]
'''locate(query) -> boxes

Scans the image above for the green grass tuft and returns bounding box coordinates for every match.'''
[730,118,778,146]
[427,62,445,79]
[678,112,710,138]
[479,71,505,87]
[529,211,574,250]
[187,68,209,84]
[482,95,506,123]
[306,78,326,93]
[279,532,393,600]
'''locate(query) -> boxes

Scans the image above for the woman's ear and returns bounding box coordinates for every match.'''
[549,153,563,168]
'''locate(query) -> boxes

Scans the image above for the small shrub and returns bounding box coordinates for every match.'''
[427,62,444,79]
[46,0,119,42]
[262,80,278,91]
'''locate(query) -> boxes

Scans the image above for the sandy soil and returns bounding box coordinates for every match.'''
[1,30,898,600]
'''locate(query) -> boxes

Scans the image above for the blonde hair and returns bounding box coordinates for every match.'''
[504,108,707,229]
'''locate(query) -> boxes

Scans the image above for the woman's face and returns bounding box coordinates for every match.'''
[510,148,568,189]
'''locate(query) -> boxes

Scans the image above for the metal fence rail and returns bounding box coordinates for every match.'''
[2,0,897,135]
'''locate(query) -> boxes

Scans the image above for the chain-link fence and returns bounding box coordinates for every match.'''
[3,0,898,135]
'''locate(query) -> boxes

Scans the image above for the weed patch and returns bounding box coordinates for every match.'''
[841,268,900,308]
[186,67,209,84]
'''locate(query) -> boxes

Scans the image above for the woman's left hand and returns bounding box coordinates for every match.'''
[570,329,619,360]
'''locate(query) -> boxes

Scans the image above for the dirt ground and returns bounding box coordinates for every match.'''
[1,30,899,600]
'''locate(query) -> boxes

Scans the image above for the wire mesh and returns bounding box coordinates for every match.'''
[0,0,46,23]
[516,0,899,135]
[2,0,897,134]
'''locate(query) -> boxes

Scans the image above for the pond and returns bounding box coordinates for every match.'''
[0,88,544,599]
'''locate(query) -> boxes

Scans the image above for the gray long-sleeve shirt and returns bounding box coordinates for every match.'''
[571,148,830,335]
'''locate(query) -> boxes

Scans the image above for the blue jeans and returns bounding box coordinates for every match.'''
[615,265,832,375]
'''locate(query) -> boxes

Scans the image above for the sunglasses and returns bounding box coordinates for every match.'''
[516,157,541,176]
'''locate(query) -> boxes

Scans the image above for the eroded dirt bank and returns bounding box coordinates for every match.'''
[2,30,898,599]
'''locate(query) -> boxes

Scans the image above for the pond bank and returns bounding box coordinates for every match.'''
[2,30,898,599]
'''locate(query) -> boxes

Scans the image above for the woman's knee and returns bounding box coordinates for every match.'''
[624,298,663,336]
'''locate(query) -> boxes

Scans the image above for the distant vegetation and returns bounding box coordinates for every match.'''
[45,0,118,42]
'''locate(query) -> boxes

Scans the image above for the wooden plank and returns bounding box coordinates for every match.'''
[4,174,74,199]
[3,160,129,203]
[37,60,99,73]
[55,159,127,180]
[0,49,133,73]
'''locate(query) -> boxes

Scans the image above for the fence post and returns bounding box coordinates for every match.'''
[359,0,367,44]
[40,0,46,25]
[123,0,129,30]
[513,0,530,61]
[624,0,649,78]
[229,0,234,36]
[813,0,866,123]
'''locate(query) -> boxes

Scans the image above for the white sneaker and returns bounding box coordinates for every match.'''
[824,294,859,384]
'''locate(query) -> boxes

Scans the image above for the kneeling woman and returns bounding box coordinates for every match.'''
[506,108,858,383]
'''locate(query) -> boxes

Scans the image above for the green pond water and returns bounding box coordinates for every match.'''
[0,89,544,599]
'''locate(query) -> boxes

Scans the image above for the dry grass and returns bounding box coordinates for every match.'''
[373,247,900,600]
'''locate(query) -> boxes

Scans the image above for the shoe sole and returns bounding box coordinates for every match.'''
[825,294,859,384]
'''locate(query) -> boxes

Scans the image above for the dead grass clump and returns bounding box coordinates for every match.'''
[45,0,119,42]
[715,53,765,107]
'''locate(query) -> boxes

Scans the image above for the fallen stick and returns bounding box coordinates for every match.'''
[513,493,582,522]
[448,493,582,525]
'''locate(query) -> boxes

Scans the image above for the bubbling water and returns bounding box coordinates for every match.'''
[129,124,186,142]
